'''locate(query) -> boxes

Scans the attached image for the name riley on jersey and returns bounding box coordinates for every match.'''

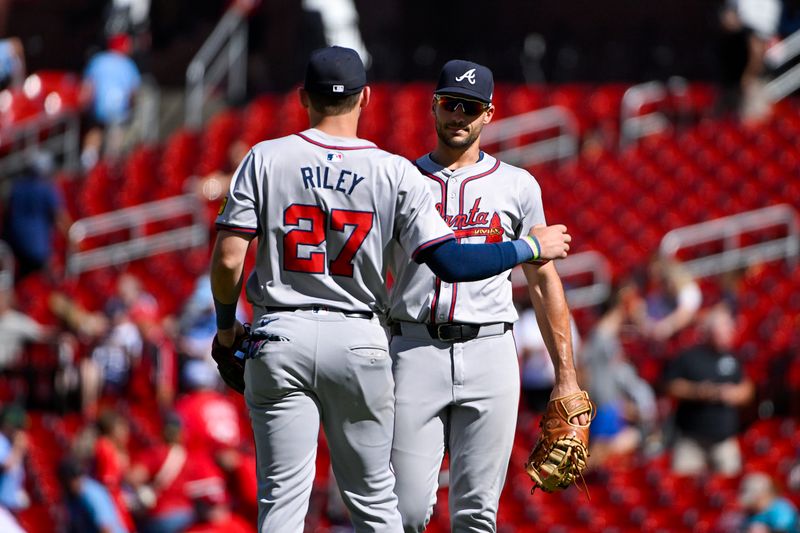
[300,165,365,196]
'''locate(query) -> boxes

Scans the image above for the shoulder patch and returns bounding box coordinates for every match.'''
[218,196,228,216]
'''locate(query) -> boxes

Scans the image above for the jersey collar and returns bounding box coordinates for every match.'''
[416,151,496,178]
[297,128,377,150]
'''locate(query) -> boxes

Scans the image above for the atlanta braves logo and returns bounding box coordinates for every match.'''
[455,68,476,85]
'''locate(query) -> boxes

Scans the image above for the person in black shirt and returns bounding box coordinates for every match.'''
[663,303,754,476]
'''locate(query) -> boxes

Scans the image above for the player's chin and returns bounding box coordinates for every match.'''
[442,131,473,148]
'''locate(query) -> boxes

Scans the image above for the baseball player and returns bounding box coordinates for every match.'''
[209,47,572,533]
[388,60,588,532]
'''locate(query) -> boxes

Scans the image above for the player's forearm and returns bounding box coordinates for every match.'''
[523,263,576,382]
[210,232,250,328]
[420,238,535,282]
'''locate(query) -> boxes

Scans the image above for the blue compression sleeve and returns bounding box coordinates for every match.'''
[417,239,534,282]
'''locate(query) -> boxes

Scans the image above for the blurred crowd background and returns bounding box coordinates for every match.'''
[1,0,800,532]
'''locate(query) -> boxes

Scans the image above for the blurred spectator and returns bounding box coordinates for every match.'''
[174,360,238,455]
[93,410,135,532]
[80,33,142,169]
[0,36,24,90]
[631,256,702,343]
[106,273,158,320]
[174,359,257,520]
[193,140,249,203]
[738,472,800,533]
[185,494,254,533]
[663,304,754,476]
[0,404,29,514]
[177,273,222,364]
[104,0,152,63]
[129,412,227,533]
[130,298,177,411]
[176,271,249,365]
[579,285,658,468]
[80,307,142,420]
[719,0,782,122]
[0,285,54,371]
[514,306,580,413]
[2,150,72,280]
[49,290,109,344]
[58,456,129,533]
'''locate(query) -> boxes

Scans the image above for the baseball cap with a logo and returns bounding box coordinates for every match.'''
[304,46,366,96]
[434,59,494,104]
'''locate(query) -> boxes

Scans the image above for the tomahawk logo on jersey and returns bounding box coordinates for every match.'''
[434,197,505,243]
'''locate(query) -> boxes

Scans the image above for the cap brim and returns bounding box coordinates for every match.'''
[434,87,492,104]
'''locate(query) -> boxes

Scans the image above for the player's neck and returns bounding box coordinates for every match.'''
[430,142,482,170]
[308,112,361,139]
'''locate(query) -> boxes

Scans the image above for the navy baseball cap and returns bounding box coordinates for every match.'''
[304,46,366,96]
[435,59,494,104]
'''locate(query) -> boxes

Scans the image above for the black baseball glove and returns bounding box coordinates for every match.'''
[211,325,250,394]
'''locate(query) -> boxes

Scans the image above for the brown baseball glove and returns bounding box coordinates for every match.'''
[524,390,595,494]
[211,325,250,395]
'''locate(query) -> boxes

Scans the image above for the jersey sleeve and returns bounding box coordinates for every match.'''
[215,149,260,236]
[517,170,547,237]
[393,159,454,260]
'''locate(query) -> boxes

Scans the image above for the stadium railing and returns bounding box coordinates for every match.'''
[481,105,579,167]
[765,28,800,102]
[66,194,208,276]
[185,6,249,129]
[659,203,800,278]
[510,250,612,310]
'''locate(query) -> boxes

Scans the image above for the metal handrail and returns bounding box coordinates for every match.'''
[0,111,80,176]
[619,81,670,148]
[185,7,248,128]
[659,204,800,278]
[511,250,612,309]
[67,194,208,276]
[481,105,579,166]
[764,28,800,102]
[765,28,800,69]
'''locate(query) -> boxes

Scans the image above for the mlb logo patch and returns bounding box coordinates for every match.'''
[333,84,345,93]
[327,152,344,162]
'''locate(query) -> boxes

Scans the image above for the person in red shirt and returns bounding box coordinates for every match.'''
[184,495,255,533]
[174,359,257,521]
[129,412,227,533]
[93,410,136,532]
[174,360,242,455]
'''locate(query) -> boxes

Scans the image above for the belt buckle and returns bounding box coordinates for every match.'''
[436,323,457,342]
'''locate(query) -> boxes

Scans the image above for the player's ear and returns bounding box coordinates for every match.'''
[483,104,495,125]
[359,86,371,109]
[298,87,310,109]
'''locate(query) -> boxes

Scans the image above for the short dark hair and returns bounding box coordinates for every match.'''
[307,90,361,116]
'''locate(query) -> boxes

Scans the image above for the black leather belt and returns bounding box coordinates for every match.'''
[266,305,373,319]
[390,321,512,343]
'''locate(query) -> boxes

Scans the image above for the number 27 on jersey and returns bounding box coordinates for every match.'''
[283,204,374,277]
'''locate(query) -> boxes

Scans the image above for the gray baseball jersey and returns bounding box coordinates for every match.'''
[389,152,546,532]
[388,152,546,325]
[216,128,454,314]
[216,128,454,533]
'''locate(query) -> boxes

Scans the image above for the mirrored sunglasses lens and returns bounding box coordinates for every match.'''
[438,97,485,115]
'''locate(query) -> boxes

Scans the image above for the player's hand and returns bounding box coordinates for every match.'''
[551,378,589,426]
[217,320,246,348]
[530,224,571,261]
